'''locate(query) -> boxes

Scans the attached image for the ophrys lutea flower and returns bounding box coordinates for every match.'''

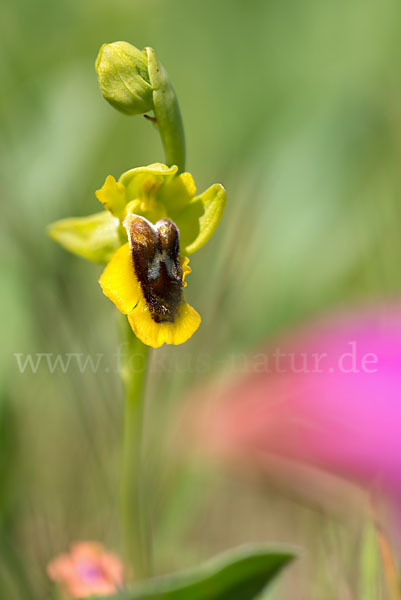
[48,163,227,347]
[100,214,200,347]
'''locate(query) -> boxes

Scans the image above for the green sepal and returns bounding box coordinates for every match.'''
[47,211,121,264]
[177,184,227,254]
[157,172,196,214]
[81,544,295,600]
[120,163,177,200]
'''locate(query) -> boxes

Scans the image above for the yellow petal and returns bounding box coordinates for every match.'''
[95,175,127,219]
[179,172,197,198]
[180,256,191,288]
[127,300,201,348]
[99,243,141,314]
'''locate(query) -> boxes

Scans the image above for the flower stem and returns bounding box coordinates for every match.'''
[147,47,186,172]
[119,316,152,580]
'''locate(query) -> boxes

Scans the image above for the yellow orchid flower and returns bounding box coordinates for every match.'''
[99,215,200,348]
[48,163,227,348]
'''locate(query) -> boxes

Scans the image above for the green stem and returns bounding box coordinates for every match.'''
[117,44,186,584]
[147,47,186,172]
[119,316,152,580]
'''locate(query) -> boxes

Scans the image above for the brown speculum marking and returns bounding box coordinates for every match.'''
[125,215,183,323]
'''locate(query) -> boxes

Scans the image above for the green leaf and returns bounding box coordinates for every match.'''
[359,520,381,600]
[177,184,227,255]
[47,211,121,264]
[92,544,295,600]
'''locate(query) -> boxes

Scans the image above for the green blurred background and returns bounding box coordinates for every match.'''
[1,0,401,598]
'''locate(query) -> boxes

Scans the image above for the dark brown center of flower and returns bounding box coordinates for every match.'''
[125,215,183,323]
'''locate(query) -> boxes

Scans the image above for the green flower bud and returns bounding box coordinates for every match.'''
[95,41,153,115]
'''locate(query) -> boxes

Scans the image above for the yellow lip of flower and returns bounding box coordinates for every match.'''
[99,214,200,348]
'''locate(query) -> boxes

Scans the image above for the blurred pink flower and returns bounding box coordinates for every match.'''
[194,306,401,502]
[47,542,123,598]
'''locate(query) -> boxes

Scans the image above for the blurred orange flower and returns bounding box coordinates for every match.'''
[47,542,123,598]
